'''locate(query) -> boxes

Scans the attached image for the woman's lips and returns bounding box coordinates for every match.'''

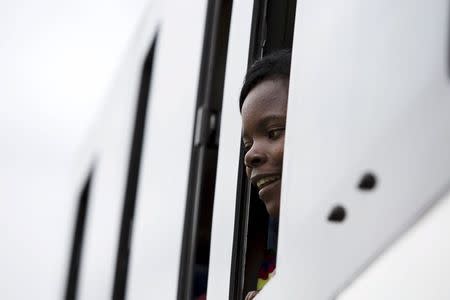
[256,175,281,189]
[258,177,281,198]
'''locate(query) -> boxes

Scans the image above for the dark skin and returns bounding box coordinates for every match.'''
[241,77,288,299]
[242,77,288,218]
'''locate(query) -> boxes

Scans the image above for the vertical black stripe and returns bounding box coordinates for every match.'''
[112,35,158,300]
[229,152,252,299]
[229,1,269,297]
[65,170,94,300]
[177,1,233,299]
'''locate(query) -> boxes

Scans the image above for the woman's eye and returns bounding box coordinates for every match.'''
[243,142,252,153]
[268,128,284,139]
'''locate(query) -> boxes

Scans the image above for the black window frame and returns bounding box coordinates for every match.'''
[177,1,233,299]
[65,168,94,300]
[112,33,158,300]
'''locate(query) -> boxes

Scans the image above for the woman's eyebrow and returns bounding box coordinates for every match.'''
[258,115,286,127]
[242,115,285,138]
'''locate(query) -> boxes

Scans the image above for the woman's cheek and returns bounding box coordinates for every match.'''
[277,139,285,163]
[245,167,252,179]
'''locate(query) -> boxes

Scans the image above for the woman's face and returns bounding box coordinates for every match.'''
[241,78,288,218]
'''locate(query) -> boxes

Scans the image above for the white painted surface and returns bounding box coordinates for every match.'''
[127,0,208,298]
[339,190,450,300]
[3,1,450,299]
[259,0,450,299]
[76,7,160,298]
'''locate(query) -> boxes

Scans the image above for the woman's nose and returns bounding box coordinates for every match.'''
[244,145,267,168]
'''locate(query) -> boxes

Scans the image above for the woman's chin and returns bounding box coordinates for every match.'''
[262,197,280,218]
[259,182,281,217]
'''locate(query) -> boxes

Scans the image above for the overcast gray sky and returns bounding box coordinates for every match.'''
[0,1,149,298]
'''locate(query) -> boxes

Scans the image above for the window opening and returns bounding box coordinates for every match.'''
[65,169,94,300]
[177,1,233,300]
[230,0,297,298]
[112,34,158,300]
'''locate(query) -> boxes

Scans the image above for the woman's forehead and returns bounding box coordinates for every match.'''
[241,79,288,120]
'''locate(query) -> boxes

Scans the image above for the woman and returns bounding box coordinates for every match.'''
[240,50,291,299]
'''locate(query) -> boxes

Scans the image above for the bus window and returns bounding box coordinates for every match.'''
[177,1,232,299]
[230,0,297,298]
[112,34,158,300]
[65,169,94,300]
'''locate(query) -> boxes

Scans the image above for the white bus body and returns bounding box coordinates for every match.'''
[5,0,450,299]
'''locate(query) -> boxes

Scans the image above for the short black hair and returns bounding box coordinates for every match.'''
[239,49,291,110]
